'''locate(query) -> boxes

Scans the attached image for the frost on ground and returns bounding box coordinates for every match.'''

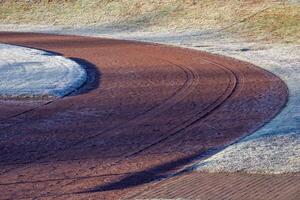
[191,44,300,174]
[1,25,299,174]
[0,43,86,98]
[122,30,300,174]
[106,31,300,174]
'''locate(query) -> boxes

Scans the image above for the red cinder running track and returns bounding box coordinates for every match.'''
[0,33,288,199]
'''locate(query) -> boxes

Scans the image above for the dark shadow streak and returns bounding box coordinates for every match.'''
[78,149,205,193]
[67,57,101,96]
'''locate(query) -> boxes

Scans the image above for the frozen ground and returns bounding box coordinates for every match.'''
[191,44,300,174]
[1,25,299,174]
[0,43,86,98]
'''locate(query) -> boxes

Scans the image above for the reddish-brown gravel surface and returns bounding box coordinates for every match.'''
[131,172,300,200]
[0,32,290,199]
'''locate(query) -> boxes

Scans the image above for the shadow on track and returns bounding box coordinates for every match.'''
[79,149,205,193]
[68,57,101,96]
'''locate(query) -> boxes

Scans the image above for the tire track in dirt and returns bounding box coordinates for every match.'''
[31,57,238,200]
[0,51,230,179]
[0,54,197,167]
[0,55,237,199]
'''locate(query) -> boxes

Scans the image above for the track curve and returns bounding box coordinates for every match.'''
[0,32,287,199]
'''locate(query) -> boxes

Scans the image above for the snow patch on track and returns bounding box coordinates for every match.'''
[0,43,86,98]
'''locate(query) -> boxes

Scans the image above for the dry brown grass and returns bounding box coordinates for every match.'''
[231,3,300,43]
[0,0,299,43]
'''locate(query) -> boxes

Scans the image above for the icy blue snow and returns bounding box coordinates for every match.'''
[0,44,86,97]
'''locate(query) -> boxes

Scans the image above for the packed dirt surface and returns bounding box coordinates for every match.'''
[0,32,288,199]
[132,172,300,200]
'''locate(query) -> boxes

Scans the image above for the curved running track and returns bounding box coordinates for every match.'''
[0,33,287,199]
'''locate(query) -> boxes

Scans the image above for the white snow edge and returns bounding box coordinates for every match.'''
[0,43,87,98]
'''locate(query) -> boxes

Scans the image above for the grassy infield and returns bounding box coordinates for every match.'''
[0,0,299,43]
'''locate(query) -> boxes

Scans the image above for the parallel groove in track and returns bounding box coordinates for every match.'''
[132,173,300,200]
[5,55,236,199]
[0,53,234,171]
[0,55,196,170]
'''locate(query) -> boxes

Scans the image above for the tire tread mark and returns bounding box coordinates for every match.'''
[30,57,239,200]
[0,55,195,171]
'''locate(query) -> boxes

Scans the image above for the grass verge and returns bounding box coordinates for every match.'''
[0,0,299,43]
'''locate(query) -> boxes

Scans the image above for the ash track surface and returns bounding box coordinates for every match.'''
[0,32,287,199]
[132,172,300,200]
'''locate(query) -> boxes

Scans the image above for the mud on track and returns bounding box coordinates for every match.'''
[0,32,288,199]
